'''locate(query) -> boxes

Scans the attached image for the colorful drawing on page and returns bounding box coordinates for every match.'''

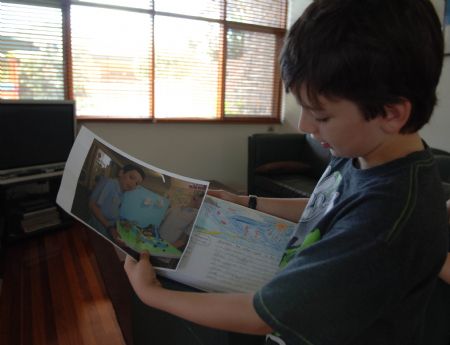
[193,196,296,253]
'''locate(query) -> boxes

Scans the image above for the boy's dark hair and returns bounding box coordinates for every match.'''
[122,164,145,180]
[281,0,444,133]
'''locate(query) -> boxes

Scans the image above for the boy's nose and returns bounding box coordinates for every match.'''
[298,109,317,135]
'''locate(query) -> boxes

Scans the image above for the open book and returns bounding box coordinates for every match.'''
[57,127,297,293]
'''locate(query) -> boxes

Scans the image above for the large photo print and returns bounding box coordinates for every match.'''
[64,129,207,269]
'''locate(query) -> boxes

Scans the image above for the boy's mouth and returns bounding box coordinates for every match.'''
[321,141,331,149]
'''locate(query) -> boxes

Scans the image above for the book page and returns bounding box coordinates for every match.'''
[159,196,296,292]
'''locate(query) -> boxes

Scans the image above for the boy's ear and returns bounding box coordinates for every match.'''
[381,98,412,134]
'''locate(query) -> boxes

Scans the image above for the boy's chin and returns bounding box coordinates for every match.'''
[329,148,354,159]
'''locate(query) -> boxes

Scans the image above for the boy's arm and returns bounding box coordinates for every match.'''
[89,199,111,228]
[124,253,272,335]
[440,200,450,284]
[208,189,308,223]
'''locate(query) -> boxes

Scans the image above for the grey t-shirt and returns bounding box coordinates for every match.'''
[254,148,449,345]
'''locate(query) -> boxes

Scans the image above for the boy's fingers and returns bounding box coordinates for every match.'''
[125,254,135,264]
[140,251,150,261]
[124,255,136,272]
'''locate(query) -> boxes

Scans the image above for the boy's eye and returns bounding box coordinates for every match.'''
[308,109,329,123]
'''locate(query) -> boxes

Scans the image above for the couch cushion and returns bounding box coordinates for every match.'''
[255,175,450,203]
[254,174,317,198]
[254,161,311,175]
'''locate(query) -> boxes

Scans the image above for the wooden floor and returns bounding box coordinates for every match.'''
[0,225,126,345]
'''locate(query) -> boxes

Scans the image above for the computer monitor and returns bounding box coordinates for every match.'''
[0,100,76,176]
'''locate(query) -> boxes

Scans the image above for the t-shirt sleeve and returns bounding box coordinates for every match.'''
[253,222,399,345]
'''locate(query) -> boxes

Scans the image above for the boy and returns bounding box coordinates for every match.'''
[89,164,145,240]
[124,0,449,344]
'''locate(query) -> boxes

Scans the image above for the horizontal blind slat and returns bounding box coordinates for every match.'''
[1,0,61,8]
[71,0,152,10]
[155,0,222,20]
[226,0,286,28]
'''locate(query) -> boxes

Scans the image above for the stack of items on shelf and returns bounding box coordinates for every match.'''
[19,199,61,234]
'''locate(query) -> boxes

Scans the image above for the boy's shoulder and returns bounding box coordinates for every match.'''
[330,147,435,176]
[326,148,444,223]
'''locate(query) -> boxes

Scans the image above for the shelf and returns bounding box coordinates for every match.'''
[0,174,70,246]
[0,170,63,186]
[5,218,73,244]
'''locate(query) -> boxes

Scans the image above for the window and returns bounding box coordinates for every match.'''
[0,0,65,99]
[1,0,287,121]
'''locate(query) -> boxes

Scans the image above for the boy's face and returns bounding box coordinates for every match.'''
[118,169,143,192]
[296,85,390,166]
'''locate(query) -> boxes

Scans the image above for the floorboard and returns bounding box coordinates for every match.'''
[0,225,126,345]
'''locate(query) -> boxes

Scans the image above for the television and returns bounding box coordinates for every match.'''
[0,100,76,177]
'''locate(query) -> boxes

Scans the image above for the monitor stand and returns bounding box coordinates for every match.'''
[0,169,64,186]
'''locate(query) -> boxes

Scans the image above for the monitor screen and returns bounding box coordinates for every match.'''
[0,100,76,175]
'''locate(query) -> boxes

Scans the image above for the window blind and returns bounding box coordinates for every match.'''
[0,1,65,99]
[1,0,287,121]
[71,5,153,118]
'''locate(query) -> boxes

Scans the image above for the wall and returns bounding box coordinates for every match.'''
[418,0,450,152]
[421,59,450,152]
[82,0,450,191]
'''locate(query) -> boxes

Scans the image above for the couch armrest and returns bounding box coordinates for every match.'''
[249,133,307,166]
[248,133,307,194]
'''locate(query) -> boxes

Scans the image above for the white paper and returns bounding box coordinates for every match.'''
[159,196,296,292]
[57,127,296,292]
[57,126,208,269]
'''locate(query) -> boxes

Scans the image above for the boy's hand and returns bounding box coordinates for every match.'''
[124,252,162,300]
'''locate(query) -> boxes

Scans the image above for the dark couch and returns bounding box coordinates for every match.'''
[248,133,450,198]
[248,133,330,197]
